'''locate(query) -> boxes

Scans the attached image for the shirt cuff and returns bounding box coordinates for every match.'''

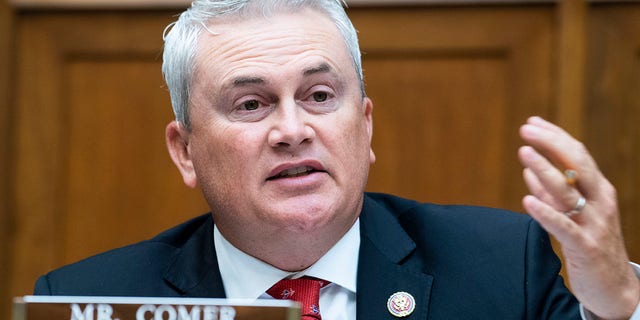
[580,262,640,320]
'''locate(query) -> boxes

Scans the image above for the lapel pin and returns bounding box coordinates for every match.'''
[387,291,416,317]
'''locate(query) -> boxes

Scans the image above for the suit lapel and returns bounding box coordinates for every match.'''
[357,195,433,319]
[161,197,435,317]
[163,214,227,298]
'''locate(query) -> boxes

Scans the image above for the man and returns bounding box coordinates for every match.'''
[34,0,640,319]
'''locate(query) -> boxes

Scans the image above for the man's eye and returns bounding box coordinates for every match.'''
[242,99,260,110]
[312,92,328,102]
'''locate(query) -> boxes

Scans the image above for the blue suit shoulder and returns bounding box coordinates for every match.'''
[365,192,542,266]
[34,213,213,296]
[362,192,579,319]
[366,191,532,233]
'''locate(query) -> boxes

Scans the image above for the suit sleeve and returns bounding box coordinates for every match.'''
[524,219,581,319]
[33,275,52,295]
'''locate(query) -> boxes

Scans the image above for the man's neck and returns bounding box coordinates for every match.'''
[218,216,358,271]
[214,219,360,299]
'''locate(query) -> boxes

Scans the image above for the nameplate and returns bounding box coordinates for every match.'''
[13,296,300,320]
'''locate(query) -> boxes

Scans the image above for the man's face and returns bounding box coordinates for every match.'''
[167,9,374,247]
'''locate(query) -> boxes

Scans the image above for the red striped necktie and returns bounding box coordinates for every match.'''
[267,276,330,320]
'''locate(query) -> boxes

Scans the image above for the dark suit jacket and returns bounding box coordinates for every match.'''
[34,193,580,319]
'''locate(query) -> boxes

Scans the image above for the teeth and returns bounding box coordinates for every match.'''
[277,166,313,178]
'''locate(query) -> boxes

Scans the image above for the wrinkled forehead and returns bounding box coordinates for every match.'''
[192,8,352,81]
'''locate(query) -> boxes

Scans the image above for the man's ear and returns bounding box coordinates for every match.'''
[363,97,376,164]
[166,121,198,188]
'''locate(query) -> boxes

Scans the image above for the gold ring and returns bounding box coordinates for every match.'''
[564,196,586,217]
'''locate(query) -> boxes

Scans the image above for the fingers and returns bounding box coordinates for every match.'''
[522,194,582,245]
[519,116,600,199]
[519,146,584,214]
[518,116,640,319]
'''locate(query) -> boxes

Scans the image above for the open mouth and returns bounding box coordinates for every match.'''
[267,166,321,180]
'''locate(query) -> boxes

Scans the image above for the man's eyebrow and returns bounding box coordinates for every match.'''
[303,63,332,76]
[232,76,266,86]
[225,64,331,89]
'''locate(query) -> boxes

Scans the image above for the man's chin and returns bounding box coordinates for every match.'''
[266,195,359,228]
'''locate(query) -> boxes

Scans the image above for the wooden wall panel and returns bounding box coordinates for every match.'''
[63,59,200,262]
[353,6,554,211]
[366,57,510,206]
[10,11,210,301]
[1,0,15,318]
[556,0,586,136]
[5,2,640,317]
[587,4,640,262]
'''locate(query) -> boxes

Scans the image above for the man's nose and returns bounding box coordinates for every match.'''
[267,100,315,149]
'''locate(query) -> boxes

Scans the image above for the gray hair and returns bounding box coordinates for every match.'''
[162,0,364,129]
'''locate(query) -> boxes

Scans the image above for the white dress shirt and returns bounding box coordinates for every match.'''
[214,219,360,320]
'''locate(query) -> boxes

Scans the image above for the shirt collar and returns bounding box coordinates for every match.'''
[215,219,360,300]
